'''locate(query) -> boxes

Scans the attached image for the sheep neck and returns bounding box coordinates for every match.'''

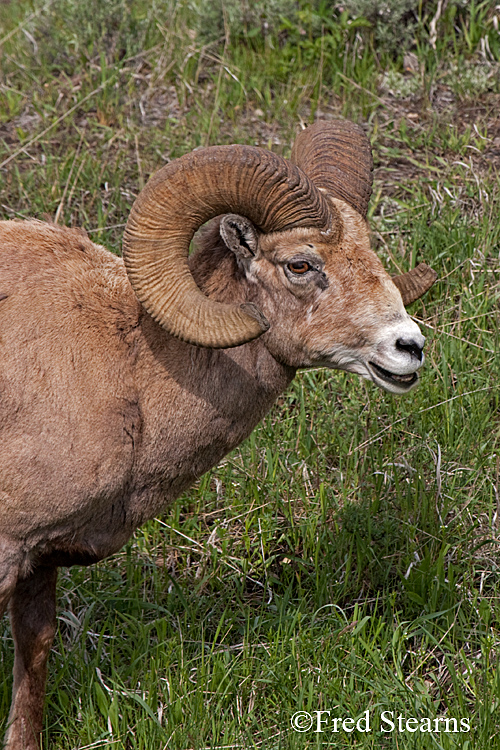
[126,240,296,523]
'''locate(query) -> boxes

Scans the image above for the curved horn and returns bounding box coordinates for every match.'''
[290,120,373,218]
[123,145,336,348]
[392,263,438,305]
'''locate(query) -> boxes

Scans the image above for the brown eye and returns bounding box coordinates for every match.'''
[287,261,311,275]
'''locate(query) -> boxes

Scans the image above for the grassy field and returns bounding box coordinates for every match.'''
[1,0,500,747]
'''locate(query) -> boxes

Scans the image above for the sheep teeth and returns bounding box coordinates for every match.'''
[369,362,418,387]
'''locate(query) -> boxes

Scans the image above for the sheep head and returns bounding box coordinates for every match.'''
[218,206,425,394]
[123,124,436,393]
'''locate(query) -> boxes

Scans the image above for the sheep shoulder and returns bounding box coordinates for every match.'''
[0,220,142,546]
[0,219,139,324]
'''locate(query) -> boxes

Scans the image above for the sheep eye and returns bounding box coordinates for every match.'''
[287,261,312,275]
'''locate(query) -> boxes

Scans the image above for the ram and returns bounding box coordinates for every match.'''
[0,121,436,750]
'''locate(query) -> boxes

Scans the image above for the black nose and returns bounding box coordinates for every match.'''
[396,337,424,362]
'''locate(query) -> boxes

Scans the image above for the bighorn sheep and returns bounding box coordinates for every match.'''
[0,121,436,749]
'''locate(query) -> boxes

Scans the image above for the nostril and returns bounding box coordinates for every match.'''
[396,337,423,362]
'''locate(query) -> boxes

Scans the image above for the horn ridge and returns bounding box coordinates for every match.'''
[291,120,373,218]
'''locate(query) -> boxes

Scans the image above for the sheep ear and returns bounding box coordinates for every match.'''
[220,214,259,260]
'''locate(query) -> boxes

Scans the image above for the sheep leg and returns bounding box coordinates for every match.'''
[0,539,21,619]
[0,571,17,620]
[4,566,58,750]
[0,541,21,745]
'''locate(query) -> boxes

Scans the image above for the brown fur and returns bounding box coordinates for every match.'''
[0,206,417,748]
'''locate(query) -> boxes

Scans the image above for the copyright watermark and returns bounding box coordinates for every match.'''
[291,710,471,734]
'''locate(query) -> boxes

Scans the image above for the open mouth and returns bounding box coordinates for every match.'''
[369,361,418,390]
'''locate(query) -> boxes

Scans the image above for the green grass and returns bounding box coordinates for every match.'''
[1,0,500,747]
